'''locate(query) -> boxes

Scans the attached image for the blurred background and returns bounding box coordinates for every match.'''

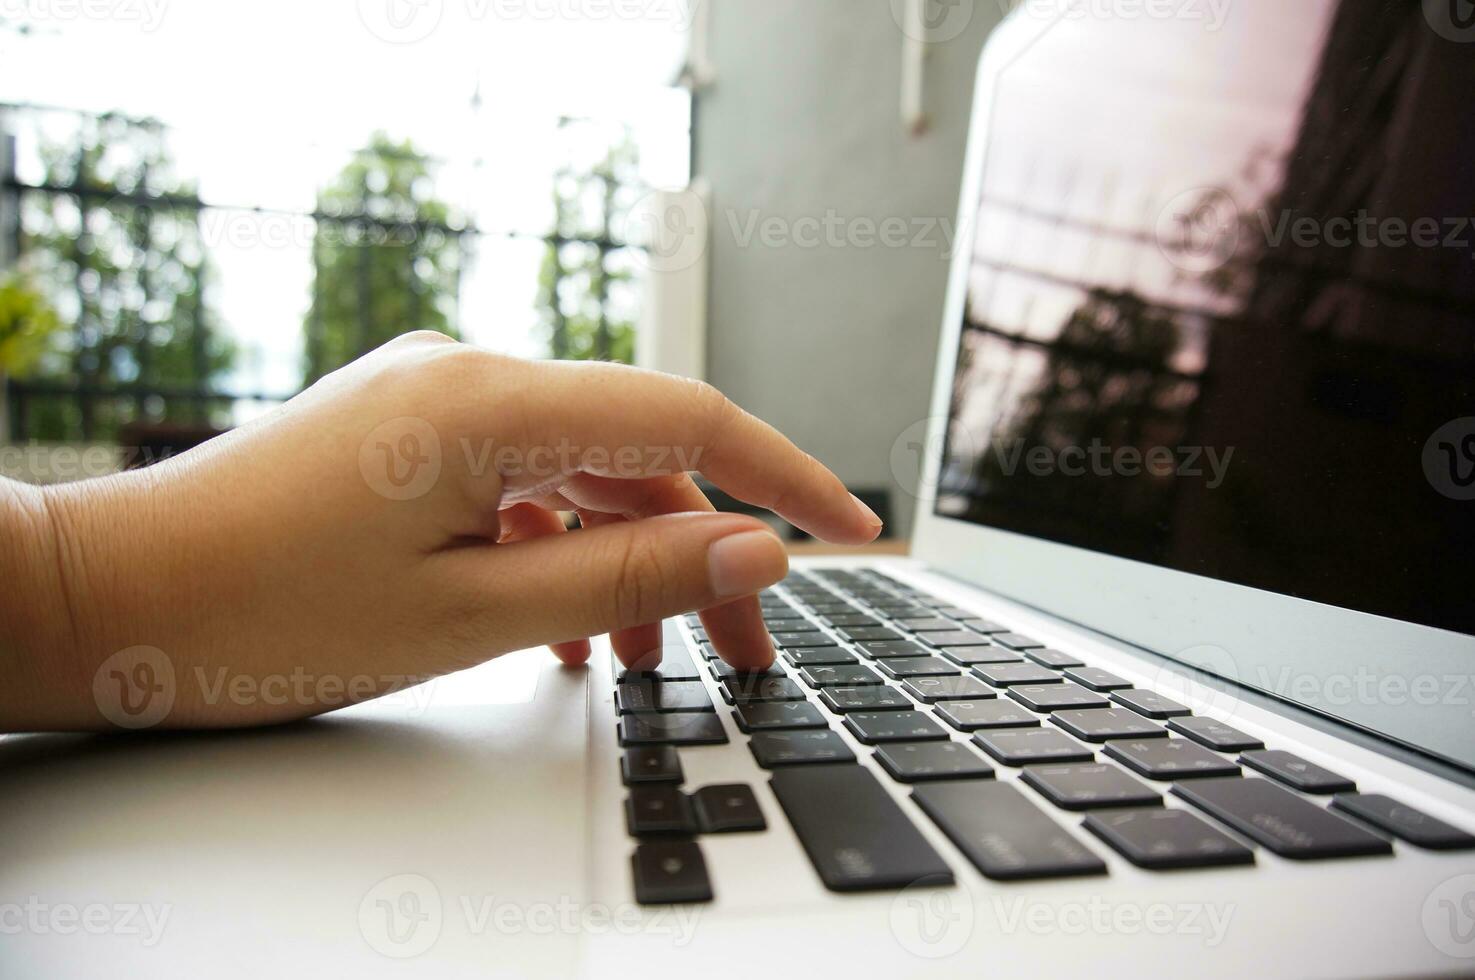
[0,0,1005,538]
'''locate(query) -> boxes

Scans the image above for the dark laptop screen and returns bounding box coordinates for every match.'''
[936,0,1475,636]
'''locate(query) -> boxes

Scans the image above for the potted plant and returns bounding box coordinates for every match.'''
[0,273,61,443]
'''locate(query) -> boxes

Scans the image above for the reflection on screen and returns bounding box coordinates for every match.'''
[938,0,1475,635]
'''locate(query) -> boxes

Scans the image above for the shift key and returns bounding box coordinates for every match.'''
[770,765,954,892]
[1172,777,1392,859]
[912,781,1106,880]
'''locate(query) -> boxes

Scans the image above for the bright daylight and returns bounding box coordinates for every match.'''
[2,2,1473,978]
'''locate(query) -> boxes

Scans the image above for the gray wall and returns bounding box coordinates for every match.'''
[696,0,1002,537]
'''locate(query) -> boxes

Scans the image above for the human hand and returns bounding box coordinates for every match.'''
[2,332,881,730]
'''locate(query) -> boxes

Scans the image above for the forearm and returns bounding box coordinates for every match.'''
[0,469,185,730]
[0,443,442,732]
[0,475,84,730]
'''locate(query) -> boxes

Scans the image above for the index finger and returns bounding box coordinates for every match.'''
[480,359,884,545]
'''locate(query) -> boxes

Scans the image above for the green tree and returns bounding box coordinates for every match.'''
[302,134,463,385]
[536,133,639,363]
[0,273,61,377]
[20,112,233,441]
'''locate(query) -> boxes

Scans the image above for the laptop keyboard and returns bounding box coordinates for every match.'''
[619,568,1475,904]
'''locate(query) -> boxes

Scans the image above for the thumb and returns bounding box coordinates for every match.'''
[436,512,788,655]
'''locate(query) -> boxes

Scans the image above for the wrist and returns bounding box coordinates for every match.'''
[0,478,80,728]
[0,473,171,730]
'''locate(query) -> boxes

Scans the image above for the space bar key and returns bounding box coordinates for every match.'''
[770,764,954,891]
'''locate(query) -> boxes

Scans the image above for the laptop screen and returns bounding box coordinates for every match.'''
[936,0,1475,637]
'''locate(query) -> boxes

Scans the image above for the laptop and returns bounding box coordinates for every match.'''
[3,1,1474,976]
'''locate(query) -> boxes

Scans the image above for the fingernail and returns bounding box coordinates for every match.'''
[850,493,883,529]
[708,530,788,598]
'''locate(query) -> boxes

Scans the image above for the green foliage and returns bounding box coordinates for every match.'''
[0,273,61,377]
[21,112,234,441]
[537,134,639,363]
[302,133,462,385]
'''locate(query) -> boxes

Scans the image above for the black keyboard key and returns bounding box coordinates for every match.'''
[784,647,858,667]
[1007,683,1109,712]
[1084,808,1255,869]
[919,630,993,648]
[901,675,996,703]
[1026,648,1084,668]
[894,618,963,633]
[1021,762,1162,810]
[770,764,953,891]
[1110,689,1191,719]
[931,606,976,619]
[750,730,856,767]
[1104,738,1240,779]
[733,700,828,732]
[805,602,855,615]
[1239,750,1356,794]
[822,614,882,628]
[975,663,1064,688]
[877,657,961,680]
[709,661,785,680]
[1331,793,1475,850]
[763,619,818,633]
[1167,716,1264,752]
[1050,707,1167,742]
[869,604,930,618]
[875,741,995,782]
[772,632,835,649]
[858,640,935,660]
[798,664,883,688]
[618,644,701,683]
[960,619,1009,633]
[619,713,729,746]
[692,784,767,833]
[912,781,1106,880]
[935,699,1035,731]
[941,647,1023,666]
[973,728,1094,766]
[721,675,806,703]
[992,632,1044,650]
[616,680,714,714]
[838,627,904,643]
[626,785,696,836]
[622,746,684,785]
[631,840,712,905]
[843,710,949,744]
[820,686,914,713]
[1173,777,1393,859]
[1063,667,1133,691]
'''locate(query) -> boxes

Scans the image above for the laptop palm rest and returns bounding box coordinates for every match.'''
[0,654,593,978]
